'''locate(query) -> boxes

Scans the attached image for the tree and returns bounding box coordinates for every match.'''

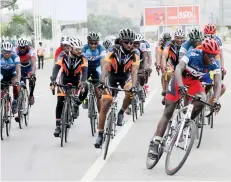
[1,0,18,10]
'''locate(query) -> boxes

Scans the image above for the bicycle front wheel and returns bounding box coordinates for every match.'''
[165,120,196,175]
[196,110,204,148]
[6,98,12,137]
[89,95,96,137]
[61,101,69,147]
[104,111,114,160]
[18,91,24,129]
[132,99,136,122]
[1,99,6,140]
[23,89,30,126]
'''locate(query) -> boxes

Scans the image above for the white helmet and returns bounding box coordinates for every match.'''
[17,38,28,46]
[174,29,185,37]
[134,34,144,41]
[70,38,83,49]
[60,36,70,45]
[1,41,14,51]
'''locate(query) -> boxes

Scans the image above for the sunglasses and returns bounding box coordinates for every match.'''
[123,40,133,45]
[89,42,98,45]
[204,34,215,38]
[73,48,82,52]
[3,50,12,54]
[206,53,216,59]
[133,41,140,45]
[19,46,26,49]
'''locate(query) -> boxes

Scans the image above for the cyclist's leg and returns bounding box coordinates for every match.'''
[92,68,102,112]
[95,76,113,148]
[117,75,132,126]
[149,77,178,157]
[208,83,226,104]
[41,56,44,69]
[37,56,40,69]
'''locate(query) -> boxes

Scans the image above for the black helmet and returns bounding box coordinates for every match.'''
[188,28,203,41]
[119,28,136,40]
[103,40,112,48]
[87,32,99,41]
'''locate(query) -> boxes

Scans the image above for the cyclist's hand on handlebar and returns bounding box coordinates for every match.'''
[50,81,56,91]
[178,86,188,96]
[213,101,221,114]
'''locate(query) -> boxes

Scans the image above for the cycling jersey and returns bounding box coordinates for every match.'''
[0,53,20,80]
[16,46,36,66]
[163,40,181,70]
[82,44,106,71]
[214,35,222,47]
[54,47,67,61]
[141,40,151,52]
[179,40,195,58]
[166,49,221,102]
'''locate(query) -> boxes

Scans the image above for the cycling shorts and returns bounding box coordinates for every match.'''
[21,65,32,79]
[166,77,205,102]
[0,71,16,83]
[57,74,81,97]
[102,73,131,99]
[88,67,101,84]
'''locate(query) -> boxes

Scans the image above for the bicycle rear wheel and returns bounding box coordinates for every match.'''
[210,113,213,128]
[18,91,24,129]
[104,111,114,160]
[132,99,136,122]
[6,98,12,137]
[165,120,196,175]
[196,110,204,148]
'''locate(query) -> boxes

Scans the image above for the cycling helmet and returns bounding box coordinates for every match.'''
[134,34,144,41]
[201,38,220,55]
[119,28,136,40]
[188,28,203,41]
[174,29,185,37]
[17,38,28,46]
[204,24,216,34]
[70,38,83,49]
[103,40,112,48]
[87,32,99,41]
[1,41,13,51]
[61,36,70,45]
[161,32,172,40]
[114,37,121,45]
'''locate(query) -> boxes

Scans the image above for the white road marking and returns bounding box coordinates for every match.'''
[80,88,158,182]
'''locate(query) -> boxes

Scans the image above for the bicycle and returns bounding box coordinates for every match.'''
[51,83,78,147]
[0,82,13,140]
[146,93,215,175]
[87,78,99,137]
[101,85,131,160]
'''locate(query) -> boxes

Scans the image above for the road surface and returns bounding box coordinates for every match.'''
[1,50,231,181]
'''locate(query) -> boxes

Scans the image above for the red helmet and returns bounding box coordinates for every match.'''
[204,24,216,34]
[201,38,220,55]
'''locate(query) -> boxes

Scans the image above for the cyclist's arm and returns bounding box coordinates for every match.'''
[161,46,169,69]
[101,52,112,82]
[131,54,140,87]
[30,49,36,74]
[175,58,187,87]
[142,51,148,69]
[147,51,152,68]
[156,47,162,66]
[81,58,88,82]
[51,58,62,81]
[220,49,224,68]
[213,68,222,101]
[15,56,21,82]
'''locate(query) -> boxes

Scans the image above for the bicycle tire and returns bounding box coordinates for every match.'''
[65,104,71,143]
[23,89,30,126]
[210,113,213,128]
[89,95,96,137]
[6,98,12,137]
[18,91,24,129]
[196,110,204,148]
[132,99,136,122]
[165,120,196,175]
[104,110,114,160]
[1,99,6,140]
[61,101,68,147]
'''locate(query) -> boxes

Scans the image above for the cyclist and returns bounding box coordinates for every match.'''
[15,38,36,106]
[161,29,185,105]
[54,36,71,62]
[0,41,21,115]
[179,28,203,59]
[94,28,140,148]
[82,32,106,111]
[148,38,222,159]
[155,32,172,98]
[103,40,112,52]
[50,38,88,137]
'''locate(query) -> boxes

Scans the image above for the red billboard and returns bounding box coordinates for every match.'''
[144,5,200,26]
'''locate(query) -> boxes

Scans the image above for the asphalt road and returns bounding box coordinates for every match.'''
[1,50,231,181]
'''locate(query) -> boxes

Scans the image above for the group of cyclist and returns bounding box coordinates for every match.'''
[149,23,226,159]
[0,23,227,152]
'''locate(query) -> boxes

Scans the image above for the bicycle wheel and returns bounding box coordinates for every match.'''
[104,110,114,160]
[196,110,204,148]
[61,101,68,147]
[1,99,6,140]
[65,104,71,143]
[89,95,96,137]
[6,98,12,137]
[165,120,196,175]
[132,99,136,122]
[23,89,30,126]
[210,113,213,128]
[18,91,24,129]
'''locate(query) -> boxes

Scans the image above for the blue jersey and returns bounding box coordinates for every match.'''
[0,53,20,75]
[214,35,222,47]
[179,40,195,58]
[141,40,151,52]
[82,44,106,70]
[181,49,221,84]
